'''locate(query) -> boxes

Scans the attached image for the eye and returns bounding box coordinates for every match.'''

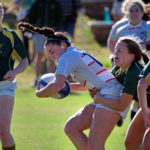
[49,49,54,55]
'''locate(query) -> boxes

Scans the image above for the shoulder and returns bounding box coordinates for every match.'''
[126,62,143,78]
[112,18,128,29]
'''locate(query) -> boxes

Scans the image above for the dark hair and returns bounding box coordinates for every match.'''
[143,3,150,21]
[128,1,150,21]
[119,37,149,64]
[18,22,72,46]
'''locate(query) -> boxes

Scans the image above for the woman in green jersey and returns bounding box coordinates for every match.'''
[0,2,28,150]
[92,36,149,150]
[127,61,150,150]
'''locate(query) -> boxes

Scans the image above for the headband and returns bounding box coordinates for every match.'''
[47,38,71,43]
[130,2,144,12]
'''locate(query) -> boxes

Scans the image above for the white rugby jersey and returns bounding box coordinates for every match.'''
[56,46,120,91]
[115,20,150,45]
[109,18,128,41]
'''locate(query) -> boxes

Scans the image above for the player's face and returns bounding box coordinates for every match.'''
[128,4,143,25]
[45,43,62,61]
[114,41,134,70]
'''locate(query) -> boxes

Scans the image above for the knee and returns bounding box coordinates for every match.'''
[64,120,78,138]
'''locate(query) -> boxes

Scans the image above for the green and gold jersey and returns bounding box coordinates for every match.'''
[111,61,143,101]
[139,61,150,107]
[0,27,27,81]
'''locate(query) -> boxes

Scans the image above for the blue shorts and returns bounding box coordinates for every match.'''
[0,80,17,97]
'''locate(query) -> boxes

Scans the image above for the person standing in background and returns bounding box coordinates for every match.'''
[26,0,63,87]
[0,2,28,150]
[6,0,35,64]
[57,0,82,38]
[111,0,124,22]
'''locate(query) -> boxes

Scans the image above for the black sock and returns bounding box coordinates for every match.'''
[2,144,15,150]
[130,110,137,121]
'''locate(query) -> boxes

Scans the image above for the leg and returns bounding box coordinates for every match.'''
[31,52,43,87]
[0,95,15,148]
[142,128,150,150]
[89,108,120,150]
[64,103,95,150]
[125,108,146,150]
[47,59,56,73]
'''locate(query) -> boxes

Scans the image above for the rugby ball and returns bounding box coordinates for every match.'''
[39,73,70,99]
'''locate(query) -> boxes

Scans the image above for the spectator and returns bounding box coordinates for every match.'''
[57,0,82,38]
[26,0,63,87]
[0,2,28,150]
[6,0,35,63]
[111,0,124,22]
[108,1,150,53]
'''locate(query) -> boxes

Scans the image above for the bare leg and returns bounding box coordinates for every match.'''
[0,95,15,147]
[142,128,150,150]
[125,109,146,150]
[64,104,95,150]
[89,108,120,150]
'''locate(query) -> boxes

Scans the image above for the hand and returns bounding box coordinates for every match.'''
[4,70,16,81]
[93,92,103,104]
[143,111,150,128]
[89,89,99,98]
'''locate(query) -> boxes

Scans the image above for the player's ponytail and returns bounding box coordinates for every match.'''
[18,22,72,46]
[18,22,55,37]
[142,52,149,64]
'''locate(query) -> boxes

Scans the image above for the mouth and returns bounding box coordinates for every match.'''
[114,56,119,60]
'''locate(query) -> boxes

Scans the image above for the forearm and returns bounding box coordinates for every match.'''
[138,79,149,114]
[94,92,132,111]
[14,58,28,75]
[36,82,61,98]
[36,74,66,98]
[94,95,123,111]
[107,38,116,53]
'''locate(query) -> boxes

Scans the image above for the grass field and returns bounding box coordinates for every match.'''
[11,88,130,150]
[0,0,132,150]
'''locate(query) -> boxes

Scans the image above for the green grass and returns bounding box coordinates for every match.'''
[9,88,130,150]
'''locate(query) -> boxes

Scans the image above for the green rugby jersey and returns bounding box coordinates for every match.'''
[0,27,27,81]
[139,61,150,107]
[111,61,143,102]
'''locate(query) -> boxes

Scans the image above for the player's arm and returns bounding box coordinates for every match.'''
[4,58,28,81]
[107,38,117,53]
[94,92,133,111]
[138,78,149,114]
[36,74,66,98]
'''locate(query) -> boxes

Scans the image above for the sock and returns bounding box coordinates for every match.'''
[2,144,15,150]
[130,110,137,120]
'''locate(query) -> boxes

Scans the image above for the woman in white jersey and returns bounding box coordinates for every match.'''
[18,22,138,150]
[108,0,150,53]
